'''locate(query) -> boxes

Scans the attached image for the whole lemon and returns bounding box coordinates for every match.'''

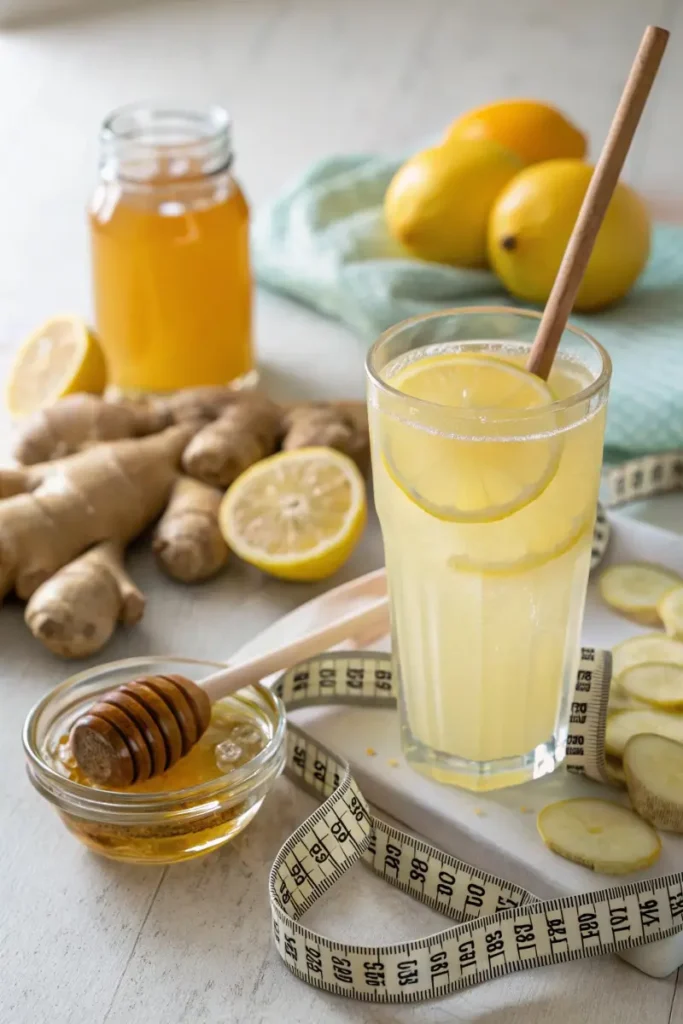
[488,159,650,311]
[445,99,587,165]
[385,139,523,267]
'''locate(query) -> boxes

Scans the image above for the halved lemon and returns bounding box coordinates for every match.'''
[382,352,559,523]
[219,447,367,581]
[6,315,107,418]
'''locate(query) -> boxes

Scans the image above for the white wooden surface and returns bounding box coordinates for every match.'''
[1,2,683,1022]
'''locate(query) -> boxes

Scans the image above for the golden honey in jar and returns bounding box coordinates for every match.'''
[24,658,286,865]
[89,104,255,394]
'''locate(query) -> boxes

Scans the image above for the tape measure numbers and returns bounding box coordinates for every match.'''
[603,451,683,508]
[269,650,683,1002]
[266,455,683,1001]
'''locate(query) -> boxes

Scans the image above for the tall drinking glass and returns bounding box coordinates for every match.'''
[367,307,611,791]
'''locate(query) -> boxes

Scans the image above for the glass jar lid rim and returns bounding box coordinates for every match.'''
[99,103,234,181]
[101,102,231,142]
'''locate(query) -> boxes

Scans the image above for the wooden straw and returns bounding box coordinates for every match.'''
[526,25,669,380]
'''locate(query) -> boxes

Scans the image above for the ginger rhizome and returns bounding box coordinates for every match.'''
[3,389,369,658]
[0,425,190,602]
[26,541,145,658]
[153,476,229,583]
[182,395,282,487]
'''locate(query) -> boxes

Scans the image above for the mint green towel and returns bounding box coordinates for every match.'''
[253,154,683,461]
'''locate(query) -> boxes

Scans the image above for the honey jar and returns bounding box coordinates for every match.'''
[89,103,255,394]
[24,657,286,864]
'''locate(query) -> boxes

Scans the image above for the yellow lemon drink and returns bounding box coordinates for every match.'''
[367,308,611,791]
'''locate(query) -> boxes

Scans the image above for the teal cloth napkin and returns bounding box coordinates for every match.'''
[253,153,683,461]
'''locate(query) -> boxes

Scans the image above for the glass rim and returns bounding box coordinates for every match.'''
[365,305,612,424]
[99,102,234,183]
[23,655,286,812]
[101,102,231,144]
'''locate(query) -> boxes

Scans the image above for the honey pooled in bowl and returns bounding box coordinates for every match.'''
[50,701,268,792]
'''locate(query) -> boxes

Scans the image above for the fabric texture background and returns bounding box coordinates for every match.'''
[253,153,683,460]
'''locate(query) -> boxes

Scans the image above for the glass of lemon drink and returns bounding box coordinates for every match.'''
[367,307,611,791]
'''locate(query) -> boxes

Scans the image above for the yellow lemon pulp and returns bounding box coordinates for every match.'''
[219,447,367,582]
[383,352,559,524]
[6,316,107,418]
[444,99,587,165]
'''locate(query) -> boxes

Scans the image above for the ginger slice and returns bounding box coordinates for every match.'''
[537,798,660,874]
[624,733,683,833]
[658,586,683,641]
[608,686,648,713]
[612,633,683,680]
[605,707,683,758]
[605,756,627,787]
[619,661,683,710]
[599,562,681,626]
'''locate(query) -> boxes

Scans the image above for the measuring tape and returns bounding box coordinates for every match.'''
[268,649,683,1002]
[603,450,683,508]
[265,453,683,1002]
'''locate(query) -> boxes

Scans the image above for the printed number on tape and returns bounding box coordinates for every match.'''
[268,650,683,1002]
[266,451,683,1002]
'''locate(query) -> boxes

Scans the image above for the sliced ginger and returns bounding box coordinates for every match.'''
[624,733,683,833]
[605,756,627,787]
[599,562,681,626]
[612,632,683,680]
[537,798,660,875]
[605,707,683,759]
[658,586,683,641]
[619,661,683,709]
[608,686,648,713]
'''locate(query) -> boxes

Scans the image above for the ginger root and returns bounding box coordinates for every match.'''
[0,424,191,603]
[158,385,241,425]
[13,393,169,465]
[153,476,229,583]
[281,400,370,472]
[12,387,241,466]
[3,383,371,658]
[25,542,145,658]
[181,395,282,487]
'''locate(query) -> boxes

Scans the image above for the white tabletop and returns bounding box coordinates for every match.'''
[1,2,683,1022]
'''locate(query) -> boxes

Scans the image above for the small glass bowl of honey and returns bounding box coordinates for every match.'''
[23,657,286,864]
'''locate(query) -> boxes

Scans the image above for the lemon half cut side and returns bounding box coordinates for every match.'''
[219,447,367,582]
[382,352,560,524]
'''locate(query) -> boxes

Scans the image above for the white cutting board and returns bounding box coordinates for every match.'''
[235,515,683,979]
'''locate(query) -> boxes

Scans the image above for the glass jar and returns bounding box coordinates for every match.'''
[24,657,286,864]
[89,104,255,394]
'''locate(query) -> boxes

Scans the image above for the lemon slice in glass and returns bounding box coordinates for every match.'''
[219,447,367,581]
[6,316,107,418]
[383,353,559,523]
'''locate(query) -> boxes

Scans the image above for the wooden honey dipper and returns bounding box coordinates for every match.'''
[70,578,389,787]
